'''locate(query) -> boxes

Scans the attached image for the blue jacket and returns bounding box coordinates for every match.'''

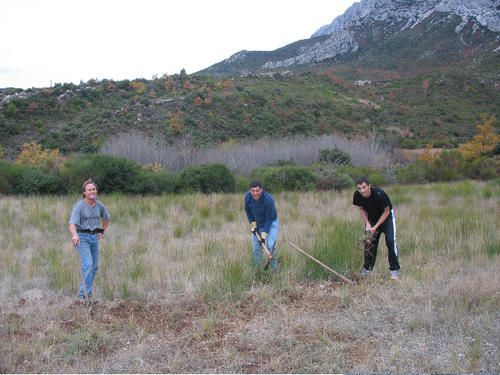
[244,191,278,234]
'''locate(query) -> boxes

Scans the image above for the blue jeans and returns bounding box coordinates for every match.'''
[252,220,279,270]
[76,233,99,297]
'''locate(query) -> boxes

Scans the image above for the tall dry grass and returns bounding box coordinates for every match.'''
[0,180,498,373]
[100,133,392,174]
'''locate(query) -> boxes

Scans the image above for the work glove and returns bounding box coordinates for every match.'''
[260,232,267,244]
[250,221,257,234]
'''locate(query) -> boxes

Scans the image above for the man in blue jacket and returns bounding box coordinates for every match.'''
[244,180,279,270]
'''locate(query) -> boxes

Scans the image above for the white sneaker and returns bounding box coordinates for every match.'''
[390,270,400,280]
[360,268,372,277]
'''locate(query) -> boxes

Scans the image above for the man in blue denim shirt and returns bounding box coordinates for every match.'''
[244,181,279,270]
[69,179,110,303]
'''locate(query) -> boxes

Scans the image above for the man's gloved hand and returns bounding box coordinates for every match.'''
[260,232,267,244]
[250,221,257,234]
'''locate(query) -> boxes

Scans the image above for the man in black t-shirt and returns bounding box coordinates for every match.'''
[352,176,400,279]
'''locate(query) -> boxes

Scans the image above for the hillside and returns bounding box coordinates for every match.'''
[0,0,499,159]
[1,63,499,159]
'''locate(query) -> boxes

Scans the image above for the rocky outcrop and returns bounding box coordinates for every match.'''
[263,0,499,69]
[262,30,358,69]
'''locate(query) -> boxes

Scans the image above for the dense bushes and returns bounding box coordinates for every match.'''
[178,163,236,194]
[251,165,318,192]
[61,154,140,194]
[396,151,500,184]
[0,161,65,194]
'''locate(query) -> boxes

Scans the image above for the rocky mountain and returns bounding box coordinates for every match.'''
[200,0,500,74]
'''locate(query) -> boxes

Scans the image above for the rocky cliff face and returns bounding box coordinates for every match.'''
[313,0,500,38]
[264,0,499,68]
[200,0,499,75]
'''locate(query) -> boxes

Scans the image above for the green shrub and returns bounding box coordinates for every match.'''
[132,169,178,195]
[16,167,65,195]
[315,173,353,191]
[337,166,388,187]
[61,154,140,193]
[178,163,236,194]
[251,165,318,192]
[0,160,23,194]
[464,157,499,180]
[426,150,464,182]
[235,175,250,193]
[319,147,351,166]
[395,160,429,184]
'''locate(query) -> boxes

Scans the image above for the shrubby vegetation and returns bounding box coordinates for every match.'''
[0,115,498,196]
[1,67,499,159]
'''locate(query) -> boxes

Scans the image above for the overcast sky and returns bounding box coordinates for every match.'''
[0,0,357,89]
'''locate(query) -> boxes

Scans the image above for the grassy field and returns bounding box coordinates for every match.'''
[0,180,498,373]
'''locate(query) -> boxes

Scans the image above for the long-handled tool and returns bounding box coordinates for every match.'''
[254,231,272,270]
[286,241,354,284]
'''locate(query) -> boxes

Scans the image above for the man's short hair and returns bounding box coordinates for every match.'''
[355,176,370,186]
[82,179,98,196]
[250,180,263,189]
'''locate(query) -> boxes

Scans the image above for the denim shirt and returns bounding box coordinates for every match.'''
[244,191,278,234]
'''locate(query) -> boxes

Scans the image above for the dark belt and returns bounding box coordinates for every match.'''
[77,228,104,234]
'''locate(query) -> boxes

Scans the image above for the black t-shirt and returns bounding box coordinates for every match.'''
[353,187,393,224]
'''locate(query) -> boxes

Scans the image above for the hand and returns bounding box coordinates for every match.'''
[97,232,103,240]
[250,221,257,234]
[72,235,80,247]
[260,232,267,244]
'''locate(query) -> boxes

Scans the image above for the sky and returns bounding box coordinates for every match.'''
[0,0,357,89]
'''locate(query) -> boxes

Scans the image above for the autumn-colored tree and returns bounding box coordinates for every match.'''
[183,81,193,90]
[193,96,203,106]
[168,112,184,133]
[223,79,233,90]
[106,81,116,92]
[16,140,63,167]
[164,79,175,93]
[459,115,499,160]
[27,102,41,112]
[419,143,437,162]
[0,144,6,159]
[129,81,147,94]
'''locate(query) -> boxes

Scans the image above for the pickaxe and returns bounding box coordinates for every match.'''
[286,241,354,284]
[254,231,272,270]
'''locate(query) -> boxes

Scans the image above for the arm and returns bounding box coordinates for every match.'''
[97,218,110,240]
[244,193,255,223]
[369,206,390,234]
[69,224,80,247]
[359,208,371,232]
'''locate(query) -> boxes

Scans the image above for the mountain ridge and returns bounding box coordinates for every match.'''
[200,0,499,74]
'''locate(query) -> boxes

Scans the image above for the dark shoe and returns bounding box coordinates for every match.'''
[88,293,99,305]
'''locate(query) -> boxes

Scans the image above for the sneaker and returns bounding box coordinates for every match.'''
[390,270,400,280]
[360,268,372,277]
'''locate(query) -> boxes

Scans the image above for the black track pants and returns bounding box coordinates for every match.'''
[364,209,400,271]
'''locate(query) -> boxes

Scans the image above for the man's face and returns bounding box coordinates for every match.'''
[84,183,98,200]
[250,186,263,201]
[356,182,371,198]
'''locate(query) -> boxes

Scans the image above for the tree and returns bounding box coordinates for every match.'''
[17,140,62,166]
[129,81,147,94]
[459,115,500,160]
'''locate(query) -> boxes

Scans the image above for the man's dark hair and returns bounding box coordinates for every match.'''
[250,180,263,189]
[355,176,370,186]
